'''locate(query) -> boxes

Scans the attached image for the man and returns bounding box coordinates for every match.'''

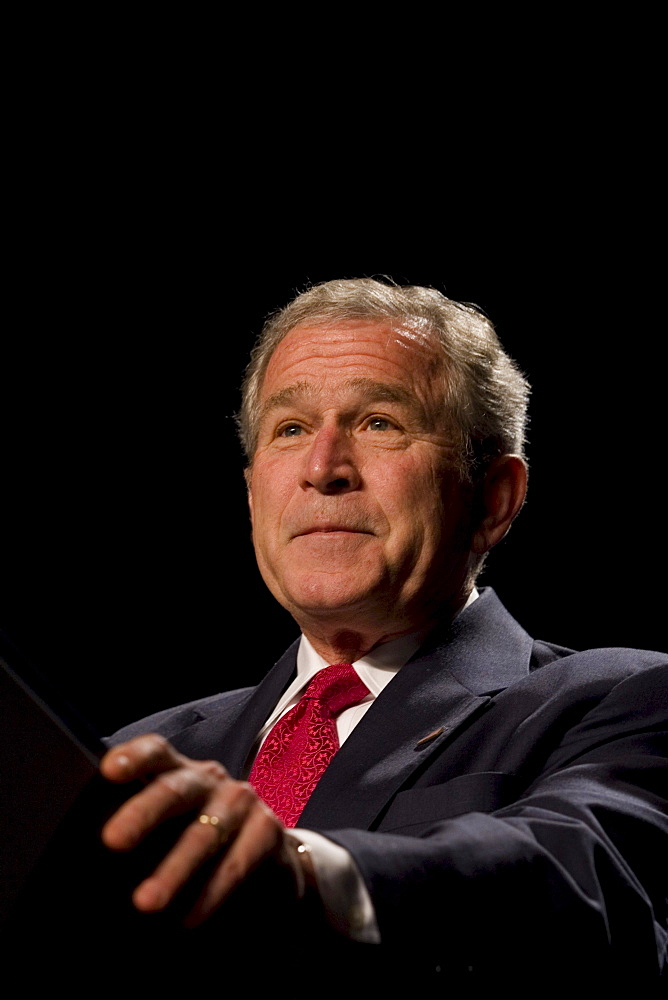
[101,279,667,983]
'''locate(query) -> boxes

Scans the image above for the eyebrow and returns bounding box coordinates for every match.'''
[259,378,418,422]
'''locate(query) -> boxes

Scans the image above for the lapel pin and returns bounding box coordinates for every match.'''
[415,726,445,749]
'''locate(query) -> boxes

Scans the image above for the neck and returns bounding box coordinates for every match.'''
[298,590,472,663]
[301,628,391,664]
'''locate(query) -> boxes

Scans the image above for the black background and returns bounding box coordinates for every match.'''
[2,39,665,735]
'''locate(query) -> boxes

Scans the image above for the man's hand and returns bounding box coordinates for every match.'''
[100,734,309,927]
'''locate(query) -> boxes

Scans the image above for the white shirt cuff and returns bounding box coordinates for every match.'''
[288,829,381,944]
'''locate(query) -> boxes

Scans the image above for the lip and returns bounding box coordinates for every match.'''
[294,524,373,537]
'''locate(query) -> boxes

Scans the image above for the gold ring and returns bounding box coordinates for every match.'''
[197,813,228,849]
[198,813,221,826]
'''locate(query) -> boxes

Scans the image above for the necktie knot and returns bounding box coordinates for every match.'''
[302,663,369,716]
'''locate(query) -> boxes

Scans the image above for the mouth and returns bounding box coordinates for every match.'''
[294,524,373,538]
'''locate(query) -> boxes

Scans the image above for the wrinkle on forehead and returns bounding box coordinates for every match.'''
[285,318,437,350]
[270,319,446,376]
[259,377,417,421]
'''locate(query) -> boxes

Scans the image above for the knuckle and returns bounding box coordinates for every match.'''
[198,759,229,781]
[228,781,257,811]
[256,802,284,838]
[133,733,177,769]
[154,769,190,801]
[253,792,285,836]
[254,809,283,849]
[142,733,170,756]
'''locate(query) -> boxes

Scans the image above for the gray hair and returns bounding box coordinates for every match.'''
[238,278,530,483]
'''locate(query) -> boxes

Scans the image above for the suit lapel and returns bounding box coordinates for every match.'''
[169,640,300,777]
[299,589,534,830]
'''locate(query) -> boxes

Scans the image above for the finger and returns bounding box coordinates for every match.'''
[184,800,284,927]
[100,734,183,783]
[131,780,258,909]
[132,809,232,912]
[101,758,228,851]
[132,781,270,914]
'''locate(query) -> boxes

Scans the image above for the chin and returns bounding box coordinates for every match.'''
[280,573,388,620]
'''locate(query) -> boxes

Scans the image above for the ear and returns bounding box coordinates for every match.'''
[471,455,528,556]
[244,466,254,524]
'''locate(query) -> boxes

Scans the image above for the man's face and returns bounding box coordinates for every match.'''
[247,320,476,638]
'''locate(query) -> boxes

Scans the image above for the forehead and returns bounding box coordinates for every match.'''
[260,320,445,401]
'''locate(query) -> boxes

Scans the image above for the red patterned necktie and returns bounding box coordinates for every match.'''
[248,663,370,827]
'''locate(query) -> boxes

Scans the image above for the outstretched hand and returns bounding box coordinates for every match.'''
[100,734,311,927]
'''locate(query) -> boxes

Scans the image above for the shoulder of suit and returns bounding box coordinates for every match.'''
[527,641,667,704]
[106,686,255,746]
[530,639,667,670]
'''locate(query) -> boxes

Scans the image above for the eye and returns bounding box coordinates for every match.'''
[278,423,303,438]
[366,417,394,431]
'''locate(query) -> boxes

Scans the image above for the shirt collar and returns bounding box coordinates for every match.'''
[296,587,479,696]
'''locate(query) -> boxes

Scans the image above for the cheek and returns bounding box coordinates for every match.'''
[372,458,446,534]
[250,460,295,520]
[369,453,422,494]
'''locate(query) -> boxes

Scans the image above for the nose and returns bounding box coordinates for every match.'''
[301,424,361,494]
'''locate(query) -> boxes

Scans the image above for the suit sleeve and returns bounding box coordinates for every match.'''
[320,661,668,980]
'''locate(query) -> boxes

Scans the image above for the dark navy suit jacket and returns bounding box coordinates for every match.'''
[112,589,668,982]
